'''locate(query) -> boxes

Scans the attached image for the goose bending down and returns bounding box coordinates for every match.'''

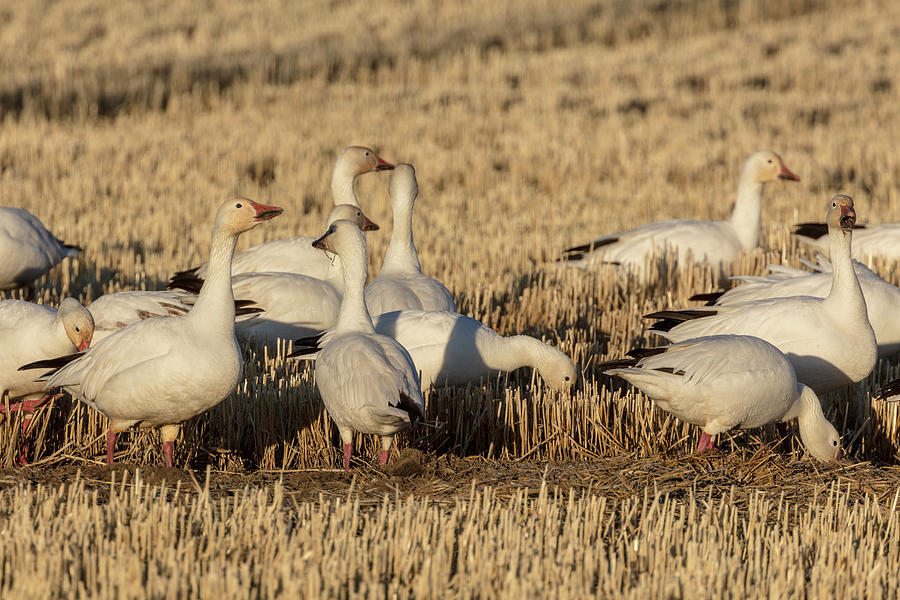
[0,208,81,294]
[170,146,390,283]
[559,151,799,275]
[645,195,877,395]
[2,298,94,462]
[307,219,424,471]
[795,221,900,261]
[600,335,840,461]
[290,309,578,392]
[365,164,456,315]
[22,199,283,467]
[690,255,900,358]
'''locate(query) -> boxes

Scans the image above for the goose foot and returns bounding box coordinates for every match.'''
[697,433,716,452]
[106,431,118,465]
[0,393,61,414]
[379,449,389,465]
[343,443,353,472]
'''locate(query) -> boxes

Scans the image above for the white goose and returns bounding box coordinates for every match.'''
[171,146,390,283]
[691,255,900,358]
[0,207,81,293]
[24,199,283,466]
[601,335,840,461]
[309,219,424,471]
[646,195,877,395]
[365,164,456,315]
[291,309,578,392]
[559,151,799,274]
[795,221,900,261]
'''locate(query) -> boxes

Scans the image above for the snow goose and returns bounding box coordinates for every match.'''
[22,199,283,466]
[171,146,390,282]
[365,164,456,314]
[308,219,424,471]
[290,309,578,392]
[559,151,799,275]
[600,335,840,461]
[2,298,93,462]
[691,255,900,358]
[0,207,81,295]
[795,221,900,261]
[645,195,877,395]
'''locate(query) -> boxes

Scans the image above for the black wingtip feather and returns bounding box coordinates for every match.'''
[167,273,204,293]
[559,237,619,262]
[19,352,84,372]
[689,291,725,305]
[627,347,667,360]
[597,358,639,371]
[876,379,900,402]
[293,333,325,348]
[286,347,319,358]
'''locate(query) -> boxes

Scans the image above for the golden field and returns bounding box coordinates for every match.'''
[2,0,900,596]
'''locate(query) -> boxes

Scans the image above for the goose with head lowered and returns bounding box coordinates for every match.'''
[559,151,799,277]
[169,146,390,285]
[600,335,841,461]
[22,199,283,467]
[306,219,424,471]
[365,164,456,315]
[0,207,81,296]
[645,195,876,395]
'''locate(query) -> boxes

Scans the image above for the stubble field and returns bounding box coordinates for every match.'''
[2,0,900,596]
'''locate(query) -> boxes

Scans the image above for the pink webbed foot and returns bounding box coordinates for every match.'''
[697,432,716,452]
[0,393,62,415]
[343,443,353,472]
[379,449,390,465]
[106,431,118,465]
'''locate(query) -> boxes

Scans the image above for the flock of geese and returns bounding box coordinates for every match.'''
[1,147,898,469]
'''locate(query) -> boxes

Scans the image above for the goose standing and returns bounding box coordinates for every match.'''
[559,151,799,275]
[795,221,900,261]
[645,195,877,395]
[309,219,424,471]
[0,207,81,295]
[690,255,900,358]
[23,199,283,466]
[365,164,456,315]
[600,335,840,461]
[170,146,390,283]
[2,298,94,462]
[290,309,577,392]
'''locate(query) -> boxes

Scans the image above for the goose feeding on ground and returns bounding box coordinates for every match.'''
[600,335,840,461]
[22,199,283,467]
[365,164,456,314]
[290,309,577,392]
[645,195,876,395]
[170,146,390,284]
[690,255,900,358]
[0,207,81,295]
[307,219,424,471]
[2,298,94,463]
[559,151,799,276]
[795,221,900,261]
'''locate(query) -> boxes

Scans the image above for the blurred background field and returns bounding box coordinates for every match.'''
[1,0,900,596]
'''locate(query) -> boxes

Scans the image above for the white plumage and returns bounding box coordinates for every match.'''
[602,335,840,461]
[365,164,456,315]
[560,151,799,275]
[0,207,80,291]
[647,195,877,395]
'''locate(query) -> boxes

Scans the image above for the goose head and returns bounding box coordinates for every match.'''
[336,146,395,177]
[746,150,800,183]
[214,198,283,236]
[389,164,418,209]
[796,385,841,462]
[537,347,579,392]
[58,297,95,351]
[326,204,379,232]
[312,219,365,257]
[826,194,856,233]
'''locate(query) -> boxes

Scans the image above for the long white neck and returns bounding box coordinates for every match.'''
[335,240,375,335]
[331,167,359,208]
[822,225,867,320]
[729,166,765,250]
[190,229,237,332]
[480,335,548,373]
[380,196,421,274]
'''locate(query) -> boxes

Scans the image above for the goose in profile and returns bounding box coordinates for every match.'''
[22,199,283,467]
[559,151,799,275]
[690,255,900,358]
[0,207,81,296]
[600,335,841,461]
[645,195,877,395]
[169,146,390,283]
[307,219,424,471]
[365,164,456,315]
[795,221,900,261]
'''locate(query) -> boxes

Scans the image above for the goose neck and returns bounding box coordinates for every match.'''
[728,172,765,250]
[335,244,375,335]
[189,229,238,331]
[331,169,359,208]
[823,226,866,316]
[381,198,421,273]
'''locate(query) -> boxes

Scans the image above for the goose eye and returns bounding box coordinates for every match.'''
[365,151,370,156]
[564,376,571,381]
[74,326,80,333]
[767,159,773,164]
[236,202,243,208]
[832,202,837,207]
[833,440,838,446]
